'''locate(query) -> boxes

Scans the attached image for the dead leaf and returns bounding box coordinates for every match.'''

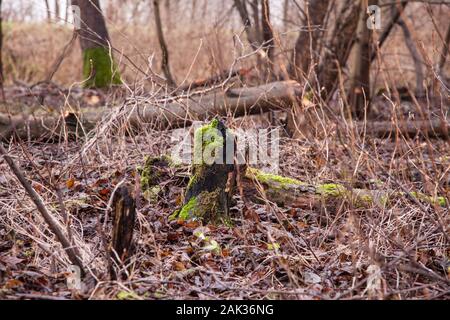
[0,255,24,269]
[173,261,186,271]
[66,178,75,189]
[4,279,24,289]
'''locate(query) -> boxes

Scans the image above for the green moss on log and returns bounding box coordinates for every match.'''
[246,167,447,208]
[138,155,176,202]
[409,192,447,207]
[316,183,347,197]
[82,47,122,88]
[246,167,307,190]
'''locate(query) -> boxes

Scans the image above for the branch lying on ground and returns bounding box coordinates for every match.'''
[0,81,301,140]
[0,142,85,274]
[140,157,448,211]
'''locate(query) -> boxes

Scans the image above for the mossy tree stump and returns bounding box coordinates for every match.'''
[172,119,235,224]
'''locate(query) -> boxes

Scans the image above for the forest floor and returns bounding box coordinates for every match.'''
[0,83,449,300]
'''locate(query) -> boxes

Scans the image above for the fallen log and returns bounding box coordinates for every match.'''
[138,156,447,224]
[243,167,447,208]
[0,81,301,141]
[358,119,450,139]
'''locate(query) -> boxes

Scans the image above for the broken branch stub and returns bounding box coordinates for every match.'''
[111,186,136,278]
[172,119,235,224]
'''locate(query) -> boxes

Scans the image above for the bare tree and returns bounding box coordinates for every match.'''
[153,0,176,87]
[0,0,4,101]
[397,17,425,96]
[370,1,408,62]
[438,22,450,77]
[316,0,360,100]
[348,0,377,119]
[261,0,274,61]
[283,0,289,29]
[44,0,51,23]
[54,0,60,21]
[290,0,330,81]
[234,0,259,50]
[72,0,121,88]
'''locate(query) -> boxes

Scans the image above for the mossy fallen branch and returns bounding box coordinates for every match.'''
[137,156,447,225]
[244,168,447,208]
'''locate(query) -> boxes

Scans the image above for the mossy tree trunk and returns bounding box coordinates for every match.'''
[171,119,235,224]
[72,0,121,88]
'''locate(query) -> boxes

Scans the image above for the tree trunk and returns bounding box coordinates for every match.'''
[290,0,330,80]
[54,0,60,20]
[243,167,447,208]
[397,18,425,96]
[72,0,121,88]
[0,0,4,101]
[0,81,301,141]
[234,0,259,51]
[139,159,447,214]
[438,22,450,77]
[316,0,359,101]
[171,119,235,224]
[357,119,449,140]
[44,0,52,23]
[348,0,376,119]
[261,0,274,62]
[153,0,176,87]
[371,1,408,62]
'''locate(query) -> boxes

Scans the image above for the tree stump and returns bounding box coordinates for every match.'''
[171,119,235,224]
[110,186,136,278]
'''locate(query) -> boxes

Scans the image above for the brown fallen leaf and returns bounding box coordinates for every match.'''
[66,178,75,189]
[0,255,24,269]
[4,279,24,289]
[173,261,186,271]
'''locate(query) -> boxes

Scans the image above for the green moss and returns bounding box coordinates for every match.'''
[357,194,373,205]
[143,186,162,202]
[178,196,197,220]
[173,190,223,223]
[82,47,121,88]
[138,156,160,192]
[316,183,347,197]
[246,167,308,189]
[410,192,447,207]
[193,119,225,165]
[116,290,140,300]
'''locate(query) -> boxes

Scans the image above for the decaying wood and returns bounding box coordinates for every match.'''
[0,81,301,140]
[139,157,447,223]
[110,186,136,278]
[358,119,450,139]
[171,119,235,224]
[243,167,447,209]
